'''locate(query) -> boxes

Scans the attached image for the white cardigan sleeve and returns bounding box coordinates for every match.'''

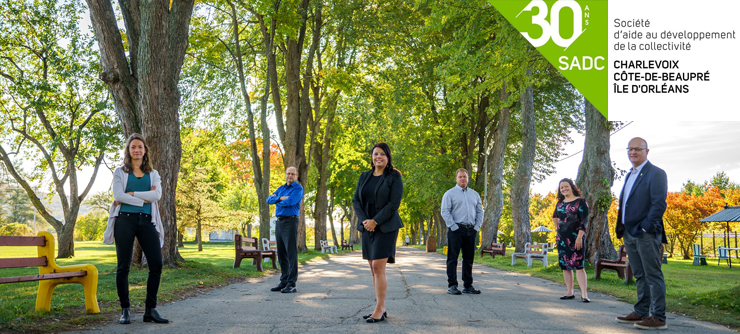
[133,170,162,202]
[112,168,145,206]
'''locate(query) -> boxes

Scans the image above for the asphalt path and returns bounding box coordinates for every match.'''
[68,247,735,333]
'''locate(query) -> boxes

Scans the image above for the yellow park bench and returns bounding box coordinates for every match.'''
[0,231,100,314]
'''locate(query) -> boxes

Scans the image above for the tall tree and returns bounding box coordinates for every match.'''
[576,99,617,262]
[481,86,512,247]
[85,0,195,266]
[510,70,536,252]
[0,0,120,257]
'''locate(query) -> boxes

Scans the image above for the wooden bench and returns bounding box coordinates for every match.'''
[261,238,280,268]
[0,231,100,314]
[234,234,277,272]
[320,240,337,254]
[594,245,665,284]
[341,240,354,251]
[511,243,548,267]
[480,242,506,259]
[594,245,632,284]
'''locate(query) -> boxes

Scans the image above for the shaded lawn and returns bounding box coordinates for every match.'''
[414,244,740,330]
[0,240,357,333]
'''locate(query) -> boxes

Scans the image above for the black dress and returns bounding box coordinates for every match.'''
[361,174,399,263]
[552,198,589,270]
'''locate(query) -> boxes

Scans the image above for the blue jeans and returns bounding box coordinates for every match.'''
[623,231,666,322]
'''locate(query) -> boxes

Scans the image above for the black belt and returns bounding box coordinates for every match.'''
[277,215,298,221]
[458,224,474,228]
[119,212,151,218]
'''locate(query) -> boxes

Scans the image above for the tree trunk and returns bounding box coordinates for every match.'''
[474,95,491,190]
[576,98,618,263]
[197,218,203,252]
[86,0,195,267]
[511,71,536,252]
[229,0,274,246]
[277,0,311,253]
[178,231,184,248]
[328,190,339,247]
[481,85,512,249]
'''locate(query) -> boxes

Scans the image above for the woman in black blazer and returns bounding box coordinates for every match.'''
[353,142,403,323]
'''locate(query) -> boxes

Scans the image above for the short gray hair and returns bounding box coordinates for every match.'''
[456,168,469,177]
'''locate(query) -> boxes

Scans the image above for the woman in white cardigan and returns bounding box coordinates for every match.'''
[103,134,168,324]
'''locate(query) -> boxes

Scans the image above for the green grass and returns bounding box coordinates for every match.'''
[416,244,740,330]
[0,240,355,333]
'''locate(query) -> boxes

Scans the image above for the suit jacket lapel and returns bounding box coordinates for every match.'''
[627,162,652,201]
[358,171,371,208]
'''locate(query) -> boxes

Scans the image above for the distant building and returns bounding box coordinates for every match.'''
[209,229,236,242]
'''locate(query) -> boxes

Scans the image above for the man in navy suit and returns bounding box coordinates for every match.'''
[615,138,668,330]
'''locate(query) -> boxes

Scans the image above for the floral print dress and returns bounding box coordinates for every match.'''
[552,198,589,270]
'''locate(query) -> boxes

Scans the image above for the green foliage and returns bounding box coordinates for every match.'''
[84,190,114,213]
[73,212,106,241]
[0,0,121,255]
[0,174,36,225]
[0,222,33,236]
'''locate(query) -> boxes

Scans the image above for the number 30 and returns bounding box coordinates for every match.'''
[518,0,583,49]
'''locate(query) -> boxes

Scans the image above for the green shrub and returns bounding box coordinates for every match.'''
[0,222,33,236]
[74,211,107,241]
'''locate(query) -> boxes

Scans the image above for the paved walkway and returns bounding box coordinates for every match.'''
[70,247,734,333]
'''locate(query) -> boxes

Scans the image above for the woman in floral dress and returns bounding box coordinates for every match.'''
[552,178,590,302]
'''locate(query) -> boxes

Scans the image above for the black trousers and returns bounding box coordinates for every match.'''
[446,226,477,288]
[114,212,163,308]
[276,217,299,286]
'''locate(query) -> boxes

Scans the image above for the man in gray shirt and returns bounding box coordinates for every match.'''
[441,168,484,295]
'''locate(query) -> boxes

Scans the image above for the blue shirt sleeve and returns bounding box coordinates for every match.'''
[266,185,283,204]
[277,184,304,207]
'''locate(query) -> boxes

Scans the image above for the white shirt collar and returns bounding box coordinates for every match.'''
[630,160,649,175]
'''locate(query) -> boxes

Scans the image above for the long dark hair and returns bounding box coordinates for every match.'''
[370,142,401,175]
[556,178,581,202]
[123,133,153,174]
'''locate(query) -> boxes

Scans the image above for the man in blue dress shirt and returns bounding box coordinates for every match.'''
[441,168,484,295]
[267,166,304,293]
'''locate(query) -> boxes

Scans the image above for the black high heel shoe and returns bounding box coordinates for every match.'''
[559,294,575,300]
[582,297,591,303]
[363,311,387,319]
[119,307,130,324]
[143,307,169,324]
[366,312,386,323]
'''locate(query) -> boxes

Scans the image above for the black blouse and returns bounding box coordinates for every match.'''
[361,174,382,218]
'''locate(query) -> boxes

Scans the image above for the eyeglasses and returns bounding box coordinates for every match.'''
[626,147,646,152]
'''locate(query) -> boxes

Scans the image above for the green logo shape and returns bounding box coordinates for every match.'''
[490,0,608,118]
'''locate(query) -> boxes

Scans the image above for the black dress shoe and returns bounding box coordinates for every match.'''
[447,285,462,295]
[143,308,169,324]
[559,294,575,300]
[281,285,297,293]
[363,311,387,319]
[582,297,591,303]
[366,313,386,323]
[462,285,481,294]
[119,307,130,324]
[270,284,287,292]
